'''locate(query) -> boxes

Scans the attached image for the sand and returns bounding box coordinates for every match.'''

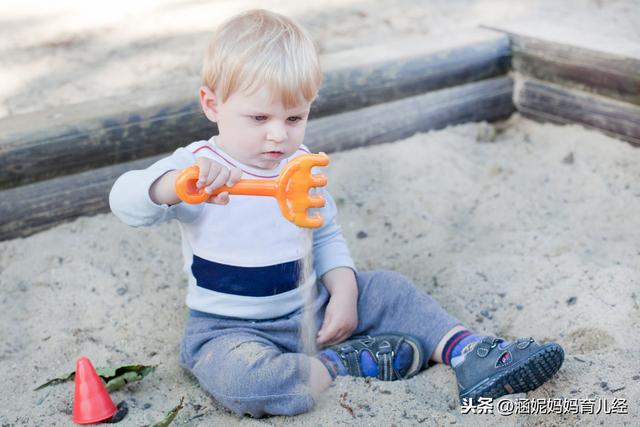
[1,115,639,426]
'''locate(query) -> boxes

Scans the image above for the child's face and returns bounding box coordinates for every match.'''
[202,85,313,170]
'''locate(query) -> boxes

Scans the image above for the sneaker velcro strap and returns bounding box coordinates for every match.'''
[375,340,394,381]
[338,344,362,377]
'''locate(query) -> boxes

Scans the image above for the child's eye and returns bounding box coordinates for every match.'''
[287,116,302,123]
[253,115,268,121]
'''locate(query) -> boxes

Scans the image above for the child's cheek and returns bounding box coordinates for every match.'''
[291,124,306,139]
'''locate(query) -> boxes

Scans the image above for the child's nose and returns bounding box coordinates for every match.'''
[266,121,287,142]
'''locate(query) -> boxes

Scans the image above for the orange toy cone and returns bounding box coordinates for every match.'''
[72,357,117,424]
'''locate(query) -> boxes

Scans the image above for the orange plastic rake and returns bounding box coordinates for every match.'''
[175,153,330,228]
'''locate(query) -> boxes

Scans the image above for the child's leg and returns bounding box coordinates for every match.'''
[350,270,462,363]
[181,330,317,417]
[343,271,563,401]
[311,270,460,383]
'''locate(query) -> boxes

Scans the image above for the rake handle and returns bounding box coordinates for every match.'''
[175,165,277,204]
[174,152,329,228]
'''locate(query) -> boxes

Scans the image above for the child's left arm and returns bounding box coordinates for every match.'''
[312,187,359,346]
[316,267,358,346]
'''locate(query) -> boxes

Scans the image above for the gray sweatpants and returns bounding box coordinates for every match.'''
[179,270,460,417]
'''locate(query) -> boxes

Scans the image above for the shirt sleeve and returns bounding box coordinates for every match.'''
[109,147,205,227]
[312,187,357,277]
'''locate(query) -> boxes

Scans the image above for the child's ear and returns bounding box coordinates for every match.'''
[199,86,219,122]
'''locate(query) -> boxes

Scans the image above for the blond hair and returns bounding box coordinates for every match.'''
[202,9,322,108]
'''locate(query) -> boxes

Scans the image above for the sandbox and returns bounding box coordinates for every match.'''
[1,116,639,426]
[1,6,639,426]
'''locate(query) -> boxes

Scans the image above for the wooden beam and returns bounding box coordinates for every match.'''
[0,29,509,190]
[0,76,514,241]
[514,77,640,146]
[306,76,514,152]
[0,155,165,240]
[486,21,640,106]
[314,29,510,117]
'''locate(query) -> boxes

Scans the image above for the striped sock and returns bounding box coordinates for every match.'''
[315,348,378,379]
[441,330,483,366]
[315,352,341,380]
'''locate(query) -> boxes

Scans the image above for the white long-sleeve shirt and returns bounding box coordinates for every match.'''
[109,137,355,319]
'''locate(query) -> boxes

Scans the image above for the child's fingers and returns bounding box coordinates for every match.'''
[319,323,353,346]
[316,326,328,344]
[319,335,340,347]
[316,331,329,346]
[227,167,243,186]
[317,335,331,346]
[210,192,230,205]
[205,167,230,194]
[203,164,221,190]
[317,324,340,346]
[325,330,347,346]
[195,158,211,188]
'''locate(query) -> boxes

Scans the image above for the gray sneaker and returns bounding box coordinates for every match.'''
[453,336,564,402]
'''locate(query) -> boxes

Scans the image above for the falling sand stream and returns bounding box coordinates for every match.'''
[298,227,318,358]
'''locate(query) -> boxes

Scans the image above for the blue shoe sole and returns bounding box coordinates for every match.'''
[459,343,564,402]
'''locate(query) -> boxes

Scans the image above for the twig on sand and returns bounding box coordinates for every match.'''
[339,392,355,418]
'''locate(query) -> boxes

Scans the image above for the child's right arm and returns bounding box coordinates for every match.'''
[109,147,240,227]
[149,156,241,206]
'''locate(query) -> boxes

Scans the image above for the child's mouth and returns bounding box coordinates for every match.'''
[263,151,284,159]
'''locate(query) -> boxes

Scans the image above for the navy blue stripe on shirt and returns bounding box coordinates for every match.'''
[191,255,303,297]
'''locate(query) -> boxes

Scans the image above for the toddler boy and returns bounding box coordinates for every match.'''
[109,9,564,418]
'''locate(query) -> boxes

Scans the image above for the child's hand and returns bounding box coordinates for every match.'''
[316,290,358,347]
[194,157,243,205]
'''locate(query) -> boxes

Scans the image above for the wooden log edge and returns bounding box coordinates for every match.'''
[306,76,513,152]
[485,22,640,106]
[514,77,640,146]
[0,29,510,190]
[0,76,514,241]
